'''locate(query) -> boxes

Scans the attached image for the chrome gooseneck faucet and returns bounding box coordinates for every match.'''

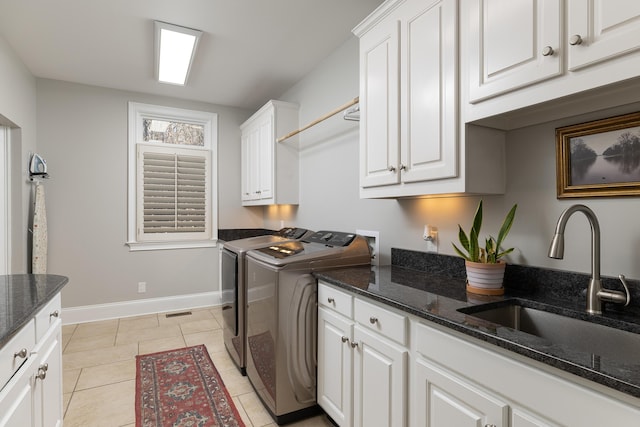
[548,204,631,315]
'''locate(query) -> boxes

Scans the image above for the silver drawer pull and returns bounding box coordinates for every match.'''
[327,297,335,304]
[40,363,49,372]
[350,341,359,349]
[569,34,583,45]
[341,336,349,343]
[50,310,60,318]
[369,316,378,325]
[36,367,47,381]
[14,348,28,359]
[542,46,554,56]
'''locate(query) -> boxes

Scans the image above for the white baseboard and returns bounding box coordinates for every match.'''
[61,291,222,325]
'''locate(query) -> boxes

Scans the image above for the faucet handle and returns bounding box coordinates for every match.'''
[618,274,632,307]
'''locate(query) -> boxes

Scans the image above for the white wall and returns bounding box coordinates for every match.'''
[35,79,261,308]
[0,36,37,273]
[270,37,640,280]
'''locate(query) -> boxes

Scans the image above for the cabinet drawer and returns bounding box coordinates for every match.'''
[0,320,35,391]
[35,293,61,342]
[354,298,407,345]
[318,283,353,318]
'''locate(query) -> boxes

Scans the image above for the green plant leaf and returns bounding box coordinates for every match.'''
[471,200,483,238]
[496,204,517,251]
[452,243,471,261]
[458,225,470,253]
[469,226,479,262]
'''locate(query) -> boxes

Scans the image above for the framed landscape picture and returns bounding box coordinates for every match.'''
[556,111,640,198]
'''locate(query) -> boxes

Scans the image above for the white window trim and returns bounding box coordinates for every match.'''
[0,127,8,273]
[127,102,218,251]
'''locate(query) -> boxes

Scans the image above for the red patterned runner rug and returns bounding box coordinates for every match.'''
[136,344,245,427]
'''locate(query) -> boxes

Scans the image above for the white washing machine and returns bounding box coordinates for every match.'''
[244,231,371,424]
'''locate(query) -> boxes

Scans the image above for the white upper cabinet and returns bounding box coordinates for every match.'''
[358,11,400,189]
[464,0,640,124]
[468,0,562,103]
[357,0,457,191]
[240,100,299,206]
[567,0,640,71]
[354,0,504,198]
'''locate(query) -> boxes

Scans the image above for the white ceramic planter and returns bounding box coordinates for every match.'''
[465,260,506,295]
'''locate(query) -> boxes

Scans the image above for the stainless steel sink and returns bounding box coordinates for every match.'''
[458,301,640,363]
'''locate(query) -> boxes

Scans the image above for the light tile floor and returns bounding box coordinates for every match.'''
[62,306,333,427]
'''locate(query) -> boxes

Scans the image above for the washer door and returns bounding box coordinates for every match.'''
[287,274,317,404]
[221,249,238,336]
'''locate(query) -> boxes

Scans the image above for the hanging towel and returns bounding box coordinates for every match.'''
[32,182,48,273]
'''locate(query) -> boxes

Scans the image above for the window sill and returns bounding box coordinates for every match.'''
[126,240,219,252]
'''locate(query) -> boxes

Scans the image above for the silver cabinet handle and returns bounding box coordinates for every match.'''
[327,297,335,304]
[350,341,359,349]
[35,366,47,381]
[569,34,583,45]
[399,164,406,171]
[341,336,349,343]
[387,166,396,172]
[369,316,378,324]
[50,310,59,318]
[40,363,49,372]
[14,348,28,359]
[542,46,554,56]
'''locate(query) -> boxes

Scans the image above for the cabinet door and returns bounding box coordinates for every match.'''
[241,125,257,202]
[0,360,35,427]
[567,0,640,71]
[256,114,274,201]
[33,326,63,427]
[359,12,401,188]
[413,356,508,427]
[468,0,562,102]
[317,307,353,427]
[400,0,457,183]
[352,325,407,427]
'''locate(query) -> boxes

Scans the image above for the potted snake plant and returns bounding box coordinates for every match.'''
[452,200,517,295]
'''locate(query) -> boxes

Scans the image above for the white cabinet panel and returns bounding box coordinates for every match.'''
[359,14,400,188]
[414,356,508,427]
[468,0,562,102]
[32,324,63,427]
[400,0,457,183]
[317,307,353,426]
[353,325,407,427]
[568,0,640,71]
[0,361,34,427]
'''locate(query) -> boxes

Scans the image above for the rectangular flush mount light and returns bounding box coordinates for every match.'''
[154,21,202,85]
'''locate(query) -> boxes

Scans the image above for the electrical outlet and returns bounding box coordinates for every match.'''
[356,229,380,266]
[138,282,146,293]
[423,225,438,253]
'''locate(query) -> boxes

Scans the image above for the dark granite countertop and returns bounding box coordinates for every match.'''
[218,228,275,242]
[316,263,640,399]
[0,274,69,347]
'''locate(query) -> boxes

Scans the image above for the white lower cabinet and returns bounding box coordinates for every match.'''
[317,306,354,426]
[0,293,63,427]
[32,324,63,427]
[352,325,408,427]
[413,356,508,427]
[318,281,640,427]
[0,356,35,427]
[317,282,409,427]
[412,320,640,427]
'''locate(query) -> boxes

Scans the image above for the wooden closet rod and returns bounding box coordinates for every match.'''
[277,96,359,143]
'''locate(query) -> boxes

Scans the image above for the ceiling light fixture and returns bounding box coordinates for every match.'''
[154,21,202,86]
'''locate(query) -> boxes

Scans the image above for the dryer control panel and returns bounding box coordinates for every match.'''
[304,230,357,247]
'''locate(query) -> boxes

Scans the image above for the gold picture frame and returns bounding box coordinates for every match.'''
[556,111,640,198]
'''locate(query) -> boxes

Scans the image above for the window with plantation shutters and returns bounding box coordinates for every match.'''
[138,145,210,239]
[128,102,217,251]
